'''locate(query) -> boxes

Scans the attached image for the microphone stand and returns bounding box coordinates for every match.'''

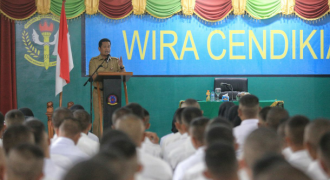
[83,59,107,132]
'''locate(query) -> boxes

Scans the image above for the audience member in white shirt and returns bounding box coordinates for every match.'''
[50,118,89,169]
[304,119,330,180]
[50,107,74,143]
[204,143,239,180]
[3,125,34,155]
[285,115,312,172]
[318,132,330,179]
[4,109,25,128]
[265,106,289,130]
[276,122,293,159]
[241,128,282,180]
[174,117,209,180]
[234,95,260,156]
[73,110,99,156]
[6,144,44,180]
[25,120,65,180]
[0,147,5,180]
[167,107,203,169]
[257,106,271,128]
[115,114,173,180]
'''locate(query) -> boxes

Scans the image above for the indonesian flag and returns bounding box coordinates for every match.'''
[54,1,74,96]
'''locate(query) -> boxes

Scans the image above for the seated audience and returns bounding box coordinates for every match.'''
[18,107,34,120]
[305,119,330,180]
[285,115,312,171]
[203,142,238,180]
[111,107,132,128]
[73,110,99,156]
[318,132,330,179]
[265,107,289,130]
[6,144,44,180]
[257,106,271,127]
[234,94,260,156]
[218,101,235,117]
[167,107,203,169]
[173,117,209,180]
[0,112,4,146]
[4,109,25,127]
[50,118,88,169]
[69,104,85,112]
[0,147,5,180]
[3,125,34,154]
[277,121,292,159]
[227,105,241,127]
[51,107,73,142]
[115,114,172,180]
[25,119,65,180]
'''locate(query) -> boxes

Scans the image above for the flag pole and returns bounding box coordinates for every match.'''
[59,92,63,107]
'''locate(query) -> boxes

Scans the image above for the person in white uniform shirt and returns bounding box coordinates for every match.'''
[167,107,203,169]
[25,120,65,180]
[73,110,99,156]
[241,128,282,180]
[234,94,260,156]
[285,115,312,172]
[115,114,173,180]
[265,107,289,130]
[50,118,89,169]
[305,119,330,180]
[276,121,292,159]
[204,142,239,180]
[173,117,209,180]
[182,124,236,180]
[3,125,34,155]
[318,132,330,179]
[50,107,74,143]
[6,144,44,180]
[69,104,99,142]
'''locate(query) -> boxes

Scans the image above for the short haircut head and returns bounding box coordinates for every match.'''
[238,94,259,119]
[181,107,202,126]
[98,38,111,48]
[304,118,330,151]
[5,109,25,127]
[24,120,46,148]
[69,104,85,112]
[253,153,289,178]
[0,112,4,130]
[266,107,289,130]
[285,115,309,146]
[73,110,91,131]
[64,160,119,180]
[100,129,132,150]
[52,107,73,128]
[189,117,210,144]
[125,103,145,119]
[258,106,272,123]
[59,118,82,138]
[112,107,132,125]
[243,128,282,168]
[174,108,185,124]
[205,126,234,147]
[208,116,233,131]
[205,142,238,179]
[18,108,34,118]
[7,144,44,180]
[114,114,145,146]
[218,101,235,117]
[319,132,330,168]
[182,99,200,109]
[3,125,34,155]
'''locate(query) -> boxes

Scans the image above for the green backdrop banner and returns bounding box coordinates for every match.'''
[246,0,281,19]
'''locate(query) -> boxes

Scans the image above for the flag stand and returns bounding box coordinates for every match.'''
[59,92,63,107]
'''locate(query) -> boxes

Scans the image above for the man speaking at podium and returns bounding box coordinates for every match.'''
[89,38,126,138]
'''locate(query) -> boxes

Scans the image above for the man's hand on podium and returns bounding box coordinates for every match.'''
[118,56,123,67]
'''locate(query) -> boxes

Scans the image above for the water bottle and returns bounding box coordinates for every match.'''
[211,91,215,102]
[206,90,210,102]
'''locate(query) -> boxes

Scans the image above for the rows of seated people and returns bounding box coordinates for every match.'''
[0,94,329,180]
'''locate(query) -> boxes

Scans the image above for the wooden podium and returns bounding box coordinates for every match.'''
[94,72,133,134]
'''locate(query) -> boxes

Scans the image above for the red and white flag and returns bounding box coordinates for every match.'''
[54,1,74,96]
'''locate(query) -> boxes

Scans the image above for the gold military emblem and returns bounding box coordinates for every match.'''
[22,15,60,70]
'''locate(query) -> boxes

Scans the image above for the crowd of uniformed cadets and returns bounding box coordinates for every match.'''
[0,94,330,180]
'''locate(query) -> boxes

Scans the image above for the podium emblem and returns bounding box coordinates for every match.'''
[107,95,118,106]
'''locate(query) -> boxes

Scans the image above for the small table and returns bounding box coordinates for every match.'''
[197,100,284,119]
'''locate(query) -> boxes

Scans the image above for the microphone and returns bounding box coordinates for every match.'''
[105,54,111,63]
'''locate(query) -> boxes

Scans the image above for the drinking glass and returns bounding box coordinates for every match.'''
[215,88,221,101]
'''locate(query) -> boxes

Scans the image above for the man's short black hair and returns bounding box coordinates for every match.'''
[253,153,289,178]
[205,142,237,179]
[52,107,73,128]
[99,38,111,48]
[125,103,145,119]
[319,132,330,167]
[218,102,235,117]
[101,138,137,160]
[73,110,91,131]
[190,117,210,143]
[24,120,45,147]
[174,108,185,124]
[143,109,149,117]
[64,160,119,180]
[209,116,233,130]
[239,94,260,118]
[3,125,34,154]
[100,129,132,149]
[285,115,310,146]
[70,104,85,112]
[181,107,202,125]
[112,107,132,125]
[266,107,289,130]
[205,126,234,147]
[5,109,25,126]
[18,108,34,118]
[258,106,272,123]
